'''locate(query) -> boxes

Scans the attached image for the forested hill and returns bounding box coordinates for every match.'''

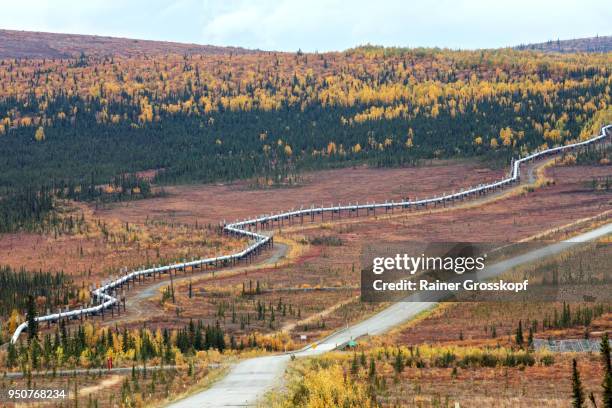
[514,35,612,53]
[0,29,254,59]
[0,44,610,198]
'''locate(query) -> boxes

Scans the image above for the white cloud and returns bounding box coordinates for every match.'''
[200,0,612,51]
[0,0,609,51]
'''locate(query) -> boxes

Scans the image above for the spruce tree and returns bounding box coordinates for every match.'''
[515,320,524,347]
[601,333,611,408]
[26,295,38,340]
[602,333,611,375]
[572,358,585,408]
[350,352,358,374]
[369,357,376,378]
[6,341,17,367]
[393,349,404,373]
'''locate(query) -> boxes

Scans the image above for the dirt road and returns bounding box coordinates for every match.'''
[167,222,612,407]
[102,243,288,324]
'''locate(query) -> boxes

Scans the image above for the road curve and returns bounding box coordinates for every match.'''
[10,125,611,343]
[102,243,289,325]
[168,222,612,407]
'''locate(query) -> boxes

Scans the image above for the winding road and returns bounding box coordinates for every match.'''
[10,125,610,343]
[5,125,610,406]
[168,222,612,407]
[110,243,289,324]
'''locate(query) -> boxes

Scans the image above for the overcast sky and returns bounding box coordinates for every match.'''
[1,0,610,52]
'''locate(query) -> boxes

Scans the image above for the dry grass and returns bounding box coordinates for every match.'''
[275,344,607,407]
[0,200,245,288]
[92,162,503,227]
[104,162,612,355]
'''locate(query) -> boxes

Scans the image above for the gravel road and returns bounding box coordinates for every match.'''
[168,222,612,407]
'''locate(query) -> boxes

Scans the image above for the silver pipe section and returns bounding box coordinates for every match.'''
[10,125,610,344]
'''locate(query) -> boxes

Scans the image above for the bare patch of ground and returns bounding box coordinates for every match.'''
[94,162,504,226]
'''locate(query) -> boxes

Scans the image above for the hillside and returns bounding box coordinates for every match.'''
[0,42,609,199]
[515,35,612,53]
[0,29,253,59]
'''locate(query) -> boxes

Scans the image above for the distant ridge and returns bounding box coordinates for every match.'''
[0,29,255,59]
[2,29,610,59]
[514,35,612,53]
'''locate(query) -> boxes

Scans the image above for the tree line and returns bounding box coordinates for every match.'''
[4,318,233,372]
[0,186,54,233]
[0,265,71,325]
